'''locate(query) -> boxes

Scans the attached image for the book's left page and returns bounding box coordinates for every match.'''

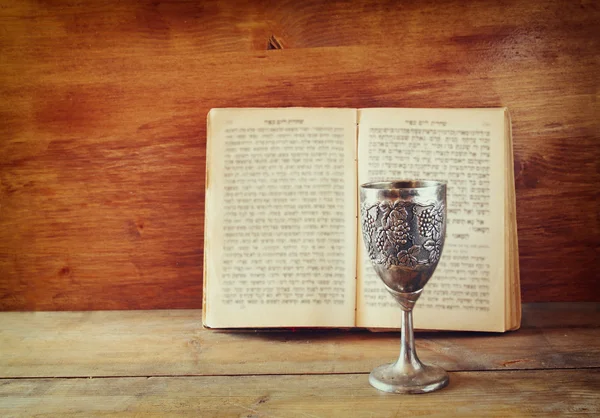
[204,108,357,328]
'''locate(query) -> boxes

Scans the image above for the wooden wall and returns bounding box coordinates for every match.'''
[0,0,598,310]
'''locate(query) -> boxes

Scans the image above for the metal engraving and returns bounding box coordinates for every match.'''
[361,200,445,269]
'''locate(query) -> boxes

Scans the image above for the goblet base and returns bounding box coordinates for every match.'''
[369,362,449,394]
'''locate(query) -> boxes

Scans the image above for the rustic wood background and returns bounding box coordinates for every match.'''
[0,0,598,310]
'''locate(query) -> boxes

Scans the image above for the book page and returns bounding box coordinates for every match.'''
[204,108,357,328]
[356,108,507,332]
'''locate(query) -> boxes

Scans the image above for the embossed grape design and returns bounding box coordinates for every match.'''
[390,218,410,246]
[375,229,388,253]
[362,213,376,242]
[362,200,444,269]
[418,207,435,237]
[362,212,377,259]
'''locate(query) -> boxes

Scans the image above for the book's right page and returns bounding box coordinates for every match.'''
[356,108,508,332]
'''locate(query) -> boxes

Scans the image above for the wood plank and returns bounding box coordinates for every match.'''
[1,0,599,309]
[1,370,598,417]
[1,305,599,378]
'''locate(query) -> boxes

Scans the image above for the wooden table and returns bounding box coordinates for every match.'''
[1,303,598,416]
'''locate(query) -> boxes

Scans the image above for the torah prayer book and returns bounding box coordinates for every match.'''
[203,107,521,332]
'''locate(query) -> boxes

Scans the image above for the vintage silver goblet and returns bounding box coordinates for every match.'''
[360,180,448,394]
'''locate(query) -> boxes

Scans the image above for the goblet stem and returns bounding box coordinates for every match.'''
[368,297,449,394]
[397,307,424,373]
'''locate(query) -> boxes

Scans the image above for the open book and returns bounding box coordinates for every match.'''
[203,107,521,332]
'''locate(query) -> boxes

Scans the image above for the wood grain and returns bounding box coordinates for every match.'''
[1,371,599,417]
[0,0,599,309]
[1,304,598,378]
[0,304,598,416]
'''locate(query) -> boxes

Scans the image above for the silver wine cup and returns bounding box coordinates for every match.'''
[360,180,449,394]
